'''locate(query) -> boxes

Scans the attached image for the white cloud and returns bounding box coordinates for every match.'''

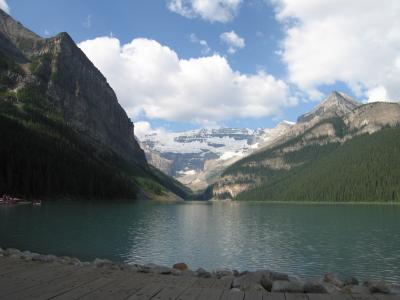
[134,121,155,140]
[220,30,245,54]
[367,86,389,103]
[272,0,400,101]
[190,33,211,55]
[79,37,294,124]
[83,15,92,29]
[0,0,10,13]
[167,0,242,23]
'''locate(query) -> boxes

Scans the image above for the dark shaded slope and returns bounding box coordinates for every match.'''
[0,103,139,199]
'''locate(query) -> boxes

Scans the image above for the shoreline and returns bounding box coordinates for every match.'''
[2,196,400,205]
[1,246,399,297]
[207,199,400,205]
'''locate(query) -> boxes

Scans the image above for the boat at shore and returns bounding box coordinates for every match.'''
[0,195,32,206]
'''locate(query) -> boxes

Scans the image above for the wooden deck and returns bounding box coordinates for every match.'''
[0,257,398,300]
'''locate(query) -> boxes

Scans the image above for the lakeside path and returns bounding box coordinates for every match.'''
[0,255,399,300]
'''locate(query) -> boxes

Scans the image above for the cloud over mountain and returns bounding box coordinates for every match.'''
[79,37,295,124]
[273,0,400,102]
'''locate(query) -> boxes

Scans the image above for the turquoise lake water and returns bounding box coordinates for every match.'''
[0,201,399,282]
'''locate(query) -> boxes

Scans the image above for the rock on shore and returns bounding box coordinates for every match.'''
[0,246,399,295]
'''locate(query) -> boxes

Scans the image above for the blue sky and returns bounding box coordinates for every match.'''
[10,1,283,72]
[5,0,399,132]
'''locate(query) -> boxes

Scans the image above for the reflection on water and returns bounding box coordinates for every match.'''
[0,201,399,282]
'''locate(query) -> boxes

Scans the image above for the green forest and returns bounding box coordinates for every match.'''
[0,99,190,200]
[226,128,400,202]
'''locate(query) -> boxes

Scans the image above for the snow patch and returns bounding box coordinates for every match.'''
[178,169,197,176]
[283,120,296,125]
[219,151,244,161]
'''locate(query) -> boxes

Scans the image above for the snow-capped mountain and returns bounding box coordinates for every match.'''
[136,122,294,190]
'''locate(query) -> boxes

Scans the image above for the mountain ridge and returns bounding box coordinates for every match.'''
[0,13,145,164]
[297,91,360,123]
[0,9,189,200]
[210,92,400,201]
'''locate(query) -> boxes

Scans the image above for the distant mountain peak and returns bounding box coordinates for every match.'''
[0,9,43,43]
[297,91,360,123]
[324,90,359,106]
[0,9,44,61]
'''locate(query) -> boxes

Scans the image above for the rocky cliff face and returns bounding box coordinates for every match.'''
[0,9,145,165]
[345,102,400,134]
[0,9,43,62]
[297,91,359,123]
[45,33,146,164]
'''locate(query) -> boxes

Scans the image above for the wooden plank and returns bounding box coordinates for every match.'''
[139,274,166,285]
[192,277,218,288]
[196,288,225,300]
[51,276,124,300]
[326,294,353,300]
[151,285,187,300]
[0,264,38,277]
[175,276,198,288]
[0,260,41,276]
[212,277,233,289]
[0,257,21,266]
[177,287,203,300]
[0,265,82,297]
[174,276,198,287]
[4,267,102,300]
[1,263,79,280]
[220,289,244,300]
[0,263,76,282]
[126,283,166,300]
[285,293,309,300]
[350,295,378,300]
[155,275,198,291]
[0,258,48,268]
[153,274,180,286]
[244,290,263,300]
[150,274,197,289]
[79,274,148,300]
[263,293,286,300]
[307,294,332,300]
[96,275,149,300]
[374,295,400,300]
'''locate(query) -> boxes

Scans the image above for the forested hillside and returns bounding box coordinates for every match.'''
[221,128,400,202]
[211,95,400,203]
[0,10,190,200]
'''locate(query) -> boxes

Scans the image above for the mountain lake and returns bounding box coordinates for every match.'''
[1,200,399,282]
